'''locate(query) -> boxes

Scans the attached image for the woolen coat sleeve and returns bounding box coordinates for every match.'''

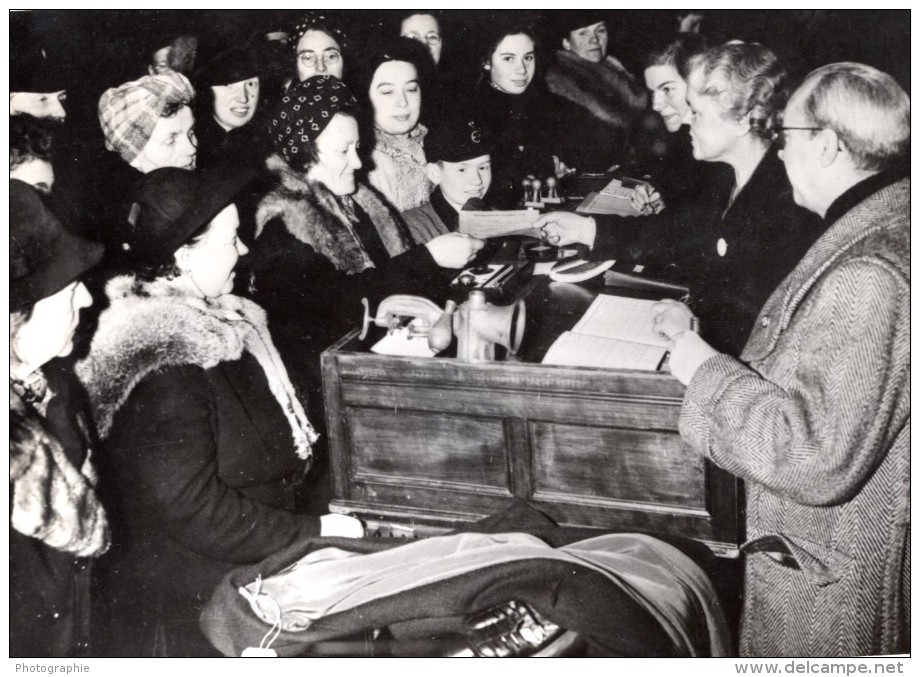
[105,364,321,563]
[678,258,910,506]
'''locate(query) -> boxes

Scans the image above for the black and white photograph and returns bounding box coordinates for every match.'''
[8,6,910,663]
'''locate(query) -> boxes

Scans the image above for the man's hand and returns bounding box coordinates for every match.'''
[533,211,596,247]
[320,513,365,538]
[651,299,695,340]
[631,184,664,215]
[425,233,485,268]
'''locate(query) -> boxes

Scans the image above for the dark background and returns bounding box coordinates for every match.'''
[12,8,911,123]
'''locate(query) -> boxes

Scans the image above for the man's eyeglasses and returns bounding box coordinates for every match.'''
[405,32,442,46]
[773,126,824,148]
[298,50,341,68]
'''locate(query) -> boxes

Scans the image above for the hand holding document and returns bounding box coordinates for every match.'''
[458,209,542,239]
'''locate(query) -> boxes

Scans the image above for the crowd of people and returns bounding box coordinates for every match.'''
[9,9,909,658]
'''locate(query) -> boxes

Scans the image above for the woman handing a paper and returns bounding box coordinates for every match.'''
[535,43,824,357]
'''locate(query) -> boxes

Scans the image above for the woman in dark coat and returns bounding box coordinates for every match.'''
[9,180,109,657]
[536,43,825,357]
[469,23,571,207]
[248,75,482,403]
[75,167,363,657]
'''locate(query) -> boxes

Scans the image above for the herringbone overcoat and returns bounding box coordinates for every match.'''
[680,179,910,656]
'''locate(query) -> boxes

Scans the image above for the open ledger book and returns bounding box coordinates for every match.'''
[542,295,668,371]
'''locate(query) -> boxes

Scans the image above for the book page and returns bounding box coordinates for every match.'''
[542,332,667,371]
[573,295,669,348]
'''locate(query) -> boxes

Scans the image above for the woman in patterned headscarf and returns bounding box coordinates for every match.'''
[248,75,482,419]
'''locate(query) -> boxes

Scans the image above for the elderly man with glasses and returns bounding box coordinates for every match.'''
[659,62,910,658]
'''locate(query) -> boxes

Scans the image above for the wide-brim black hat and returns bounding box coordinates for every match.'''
[124,166,256,263]
[10,180,104,310]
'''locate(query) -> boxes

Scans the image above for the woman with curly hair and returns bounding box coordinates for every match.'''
[536,42,826,356]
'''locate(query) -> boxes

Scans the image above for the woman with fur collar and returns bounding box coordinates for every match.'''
[75,167,363,656]
[10,180,109,656]
[544,13,648,173]
[249,76,482,399]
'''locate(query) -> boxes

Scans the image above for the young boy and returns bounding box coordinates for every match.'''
[402,117,492,244]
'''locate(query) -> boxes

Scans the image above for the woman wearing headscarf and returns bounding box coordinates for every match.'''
[248,75,482,416]
[76,166,363,656]
[10,181,109,657]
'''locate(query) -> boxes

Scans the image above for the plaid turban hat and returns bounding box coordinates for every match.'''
[270,75,357,172]
[98,72,195,164]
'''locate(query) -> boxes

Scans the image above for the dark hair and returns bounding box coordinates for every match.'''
[479,22,539,71]
[644,32,709,80]
[353,37,434,131]
[161,100,188,119]
[10,114,56,170]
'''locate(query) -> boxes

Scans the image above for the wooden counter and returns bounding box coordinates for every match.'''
[321,275,743,556]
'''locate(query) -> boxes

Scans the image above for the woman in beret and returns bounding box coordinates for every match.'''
[10,180,109,657]
[194,46,270,171]
[75,167,363,656]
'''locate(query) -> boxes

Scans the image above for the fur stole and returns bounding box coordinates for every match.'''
[10,385,110,557]
[75,276,317,460]
[545,50,648,130]
[256,155,412,273]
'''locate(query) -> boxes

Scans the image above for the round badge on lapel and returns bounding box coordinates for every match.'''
[716,238,728,257]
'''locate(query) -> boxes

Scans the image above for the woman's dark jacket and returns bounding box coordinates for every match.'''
[10,364,110,657]
[75,276,321,656]
[470,81,561,207]
[588,149,825,355]
[247,155,450,411]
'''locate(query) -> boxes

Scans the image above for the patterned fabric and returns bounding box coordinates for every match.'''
[680,179,910,656]
[291,13,347,50]
[368,123,432,212]
[270,75,356,171]
[98,72,194,164]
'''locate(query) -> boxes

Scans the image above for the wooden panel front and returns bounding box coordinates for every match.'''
[529,422,706,508]
[346,406,510,489]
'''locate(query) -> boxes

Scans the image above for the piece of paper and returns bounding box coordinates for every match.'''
[575,191,639,216]
[458,209,541,239]
[542,332,667,371]
[541,294,670,371]
[371,327,436,357]
[573,295,669,348]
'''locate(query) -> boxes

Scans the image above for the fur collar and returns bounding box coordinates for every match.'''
[10,385,110,557]
[256,155,412,273]
[545,50,647,129]
[76,276,317,459]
